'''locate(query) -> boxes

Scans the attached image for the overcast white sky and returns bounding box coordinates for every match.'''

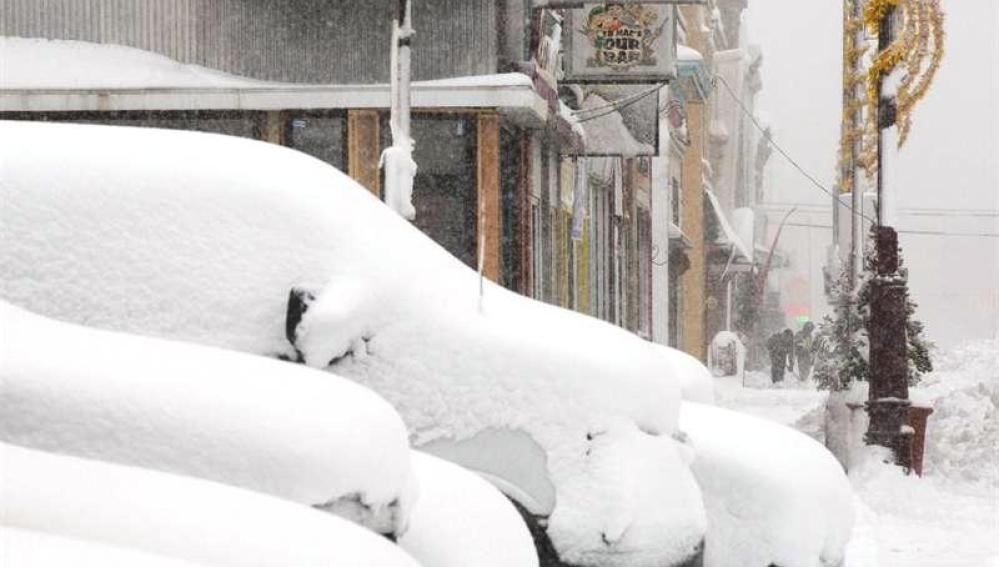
[746,0,998,347]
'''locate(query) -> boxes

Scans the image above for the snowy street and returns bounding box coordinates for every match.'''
[2,1,996,566]
[714,342,999,567]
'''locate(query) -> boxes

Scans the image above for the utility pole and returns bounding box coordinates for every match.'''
[384,0,417,220]
[865,3,912,471]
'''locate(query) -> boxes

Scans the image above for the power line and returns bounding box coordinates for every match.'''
[713,74,878,225]
[784,222,999,238]
[573,82,666,124]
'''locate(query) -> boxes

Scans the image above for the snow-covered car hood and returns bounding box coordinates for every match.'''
[0,121,706,565]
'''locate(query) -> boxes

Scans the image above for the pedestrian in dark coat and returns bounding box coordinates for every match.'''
[794,322,817,380]
[767,328,795,383]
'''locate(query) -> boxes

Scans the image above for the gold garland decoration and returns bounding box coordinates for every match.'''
[837,0,868,194]
[857,0,945,180]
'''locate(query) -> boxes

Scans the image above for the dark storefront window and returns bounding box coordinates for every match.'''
[4,111,263,140]
[286,112,347,172]
[500,126,523,292]
[381,114,478,268]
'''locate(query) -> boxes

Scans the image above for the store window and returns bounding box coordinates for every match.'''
[381,114,478,268]
[286,112,347,172]
[12,111,263,140]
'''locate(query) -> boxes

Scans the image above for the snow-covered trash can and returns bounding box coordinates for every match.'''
[907,404,934,477]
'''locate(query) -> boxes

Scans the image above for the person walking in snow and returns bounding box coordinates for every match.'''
[794,322,817,380]
[767,329,795,383]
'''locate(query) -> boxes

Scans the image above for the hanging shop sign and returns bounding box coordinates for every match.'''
[563,3,676,83]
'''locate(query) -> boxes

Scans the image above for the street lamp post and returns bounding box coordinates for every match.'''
[865,3,912,470]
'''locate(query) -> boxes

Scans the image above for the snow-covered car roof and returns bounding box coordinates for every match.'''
[0,120,705,565]
[1,443,421,567]
[0,301,415,537]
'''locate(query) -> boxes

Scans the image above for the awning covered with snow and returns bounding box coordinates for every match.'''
[571,93,656,157]
[704,188,753,264]
[0,38,548,127]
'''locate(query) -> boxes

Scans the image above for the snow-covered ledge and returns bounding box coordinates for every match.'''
[0,38,548,127]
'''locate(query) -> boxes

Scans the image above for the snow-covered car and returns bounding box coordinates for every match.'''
[0,300,416,538]
[678,402,854,567]
[0,301,539,567]
[1,442,422,567]
[1,121,707,566]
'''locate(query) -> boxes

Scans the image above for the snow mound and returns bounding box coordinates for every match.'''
[0,443,421,567]
[679,402,854,567]
[0,37,269,89]
[0,120,703,564]
[0,301,414,536]
[400,452,539,567]
[848,445,999,566]
[916,339,999,488]
[2,527,208,567]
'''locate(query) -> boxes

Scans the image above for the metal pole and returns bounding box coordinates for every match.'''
[849,0,865,292]
[866,4,912,471]
[398,0,413,142]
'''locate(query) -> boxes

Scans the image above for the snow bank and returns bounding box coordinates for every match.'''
[916,339,998,488]
[826,339,998,486]
[0,120,702,564]
[678,402,854,567]
[400,452,538,567]
[847,445,999,566]
[2,527,208,567]
[0,37,269,89]
[0,302,414,536]
[0,443,421,567]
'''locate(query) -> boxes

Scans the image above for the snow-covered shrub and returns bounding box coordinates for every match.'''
[814,240,933,392]
[0,121,706,566]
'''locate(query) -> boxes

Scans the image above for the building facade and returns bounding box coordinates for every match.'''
[1,0,774,361]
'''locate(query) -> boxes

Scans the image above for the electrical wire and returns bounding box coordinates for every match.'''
[784,222,999,238]
[712,74,879,226]
[574,82,667,124]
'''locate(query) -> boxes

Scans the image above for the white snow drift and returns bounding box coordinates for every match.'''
[0,301,414,536]
[0,443,421,567]
[0,120,705,566]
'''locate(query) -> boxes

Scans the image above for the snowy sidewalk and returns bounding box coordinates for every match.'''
[711,343,999,567]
